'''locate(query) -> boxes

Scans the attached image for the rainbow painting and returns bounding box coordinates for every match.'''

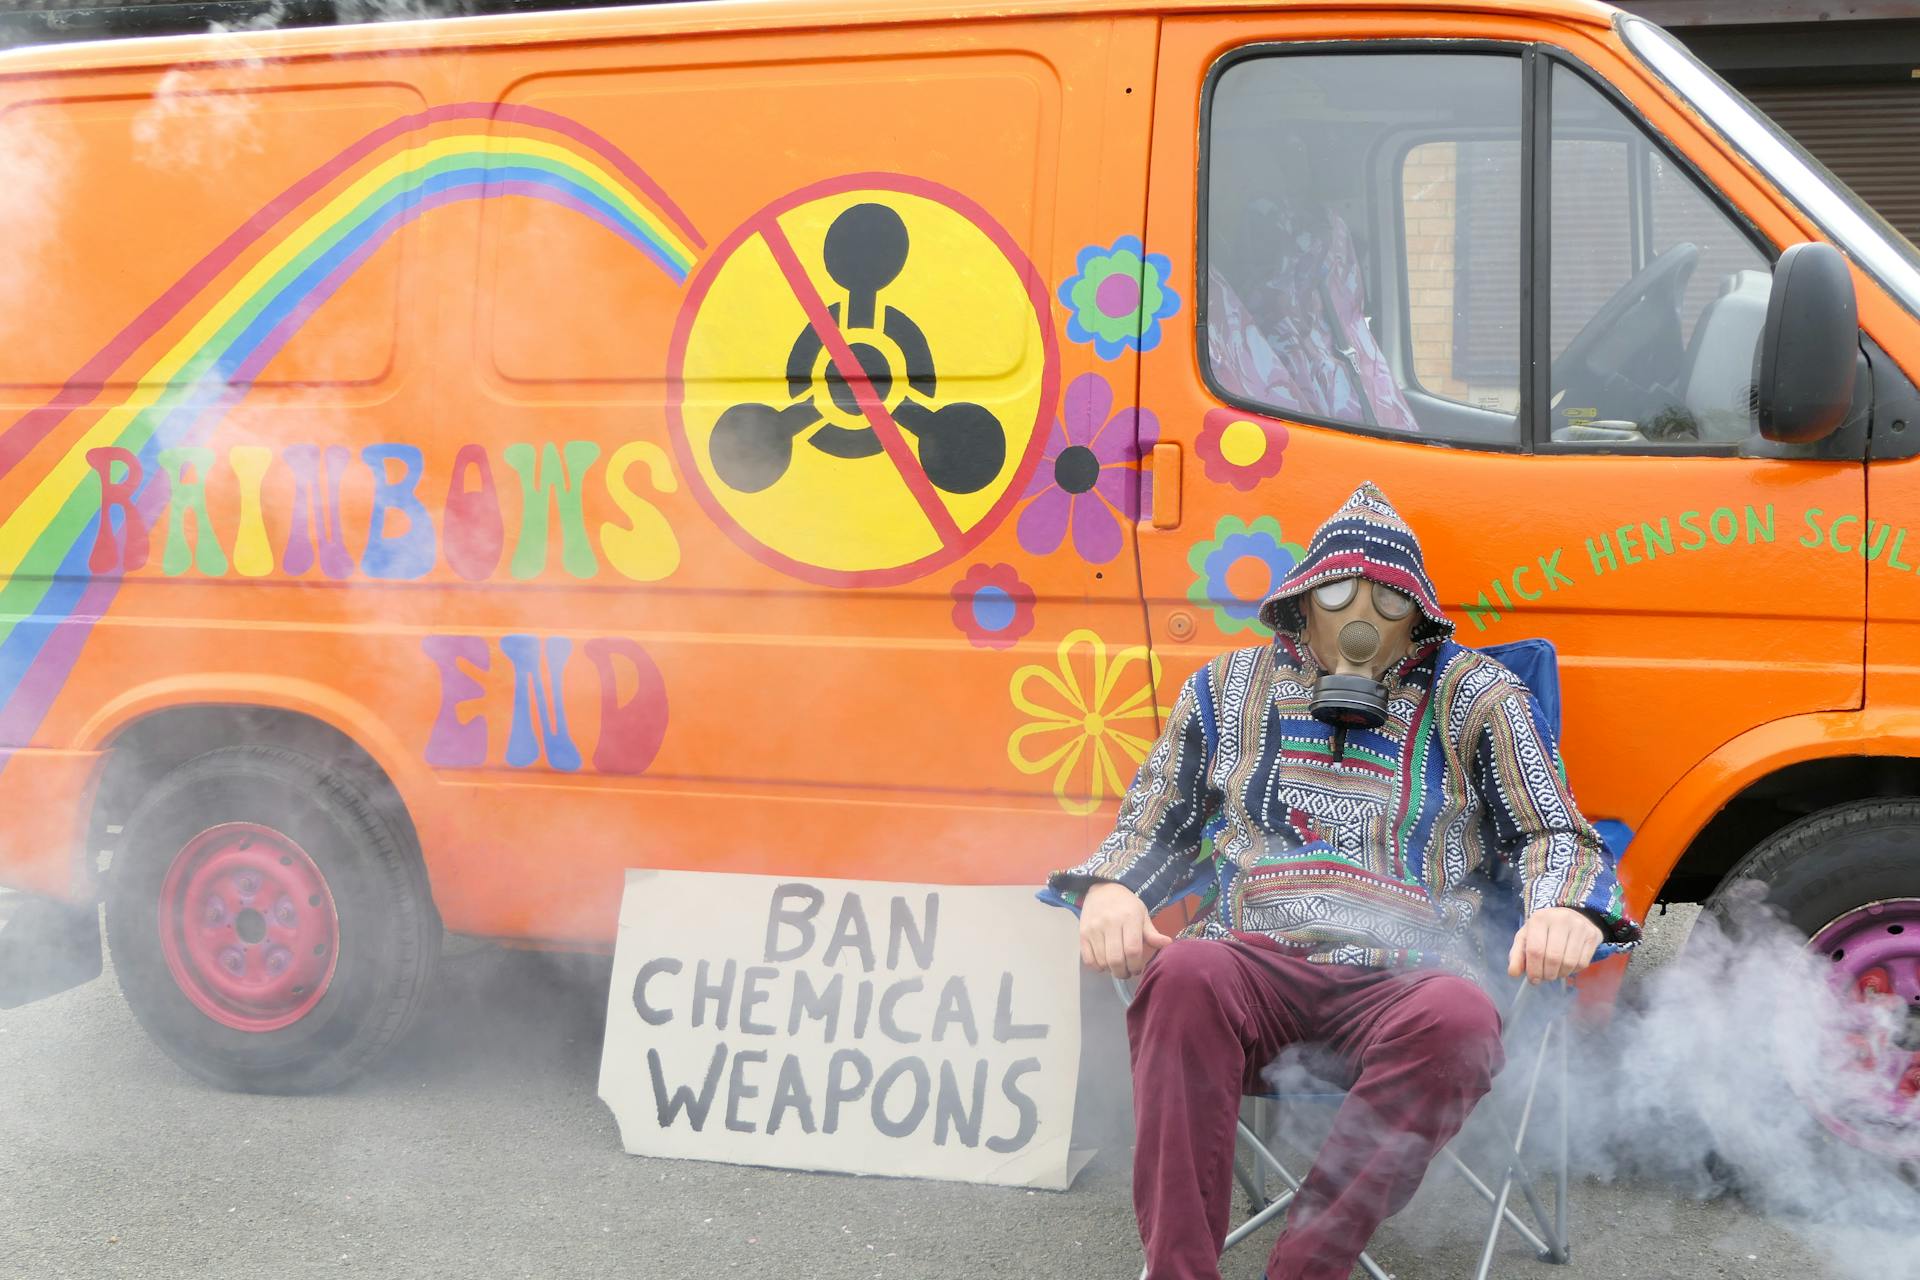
[0,103,704,766]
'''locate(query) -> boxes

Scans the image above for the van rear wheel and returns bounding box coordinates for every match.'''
[105,746,439,1093]
[1709,799,1920,1159]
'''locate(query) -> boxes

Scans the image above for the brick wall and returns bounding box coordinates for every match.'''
[1399,142,1519,414]
[1401,143,1462,401]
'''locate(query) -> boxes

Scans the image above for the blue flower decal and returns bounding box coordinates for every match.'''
[1058,235,1181,360]
[1187,515,1305,636]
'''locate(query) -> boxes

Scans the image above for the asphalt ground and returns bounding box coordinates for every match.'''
[0,899,1852,1280]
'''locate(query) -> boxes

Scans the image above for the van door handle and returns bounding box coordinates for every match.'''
[1149,443,1182,529]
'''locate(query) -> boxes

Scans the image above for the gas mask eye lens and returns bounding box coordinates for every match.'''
[1311,578,1359,612]
[1371,583,1414,620]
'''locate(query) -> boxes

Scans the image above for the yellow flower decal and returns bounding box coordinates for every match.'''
[1007,629,1163,815]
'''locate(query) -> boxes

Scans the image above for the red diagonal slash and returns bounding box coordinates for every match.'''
[757,218,965,546]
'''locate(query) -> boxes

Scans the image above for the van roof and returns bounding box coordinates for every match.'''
[0,0,1622,76]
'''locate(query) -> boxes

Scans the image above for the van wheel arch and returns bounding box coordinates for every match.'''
[1661,755,1920,905]
[89,705,432,920]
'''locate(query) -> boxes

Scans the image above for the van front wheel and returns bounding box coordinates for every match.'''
[105,746,439,1093]
[1710,799,1920,1159]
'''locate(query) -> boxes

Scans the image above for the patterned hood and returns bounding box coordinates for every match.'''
[1257,482,1454,646]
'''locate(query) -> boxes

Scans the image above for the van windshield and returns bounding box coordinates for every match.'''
[1621,14,1920,322]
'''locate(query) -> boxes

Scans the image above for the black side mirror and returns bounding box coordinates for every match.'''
[1757,242,1858,444]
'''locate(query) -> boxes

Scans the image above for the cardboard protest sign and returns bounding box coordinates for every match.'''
[599,871,1085,1188]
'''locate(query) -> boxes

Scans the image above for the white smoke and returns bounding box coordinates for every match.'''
[130,0,480,174]
[1252,892,1920,1279]
[1571,891,1920,1280]
[130,1,291,175]
[133,67,271,172]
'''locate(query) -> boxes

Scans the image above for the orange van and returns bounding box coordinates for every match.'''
[0,0,1915,1132]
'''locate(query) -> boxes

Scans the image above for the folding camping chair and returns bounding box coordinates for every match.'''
[1113,951,1607,1280]
[1053,639,1631,1280]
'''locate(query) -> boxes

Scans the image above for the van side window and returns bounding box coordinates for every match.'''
[1204,52,1523,447]
[1548,66,1771,445]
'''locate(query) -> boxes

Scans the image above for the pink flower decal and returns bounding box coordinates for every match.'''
[950,563,1037,650]
[1015,372,1159,565]
[1195,407,1288,492]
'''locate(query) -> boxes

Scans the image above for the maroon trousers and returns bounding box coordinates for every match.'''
[1128,936,1505,1280]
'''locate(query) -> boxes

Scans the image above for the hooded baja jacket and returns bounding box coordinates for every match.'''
[1048,483,1641,977]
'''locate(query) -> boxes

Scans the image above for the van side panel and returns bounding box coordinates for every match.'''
[0,13,1163,944]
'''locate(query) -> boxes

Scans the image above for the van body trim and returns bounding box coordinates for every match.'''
[0,1,1622,74]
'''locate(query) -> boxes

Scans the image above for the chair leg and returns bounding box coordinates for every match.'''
[1355,1248,1395,1280]
[1468,1015,1573,1263]
[1235,1099,1273,1209]
[1552,1012,1571,1263]
[1227,1116,1394,1280]
[1476,1122,1564,1257]
[1441,1148,1555,1258]
[1222,1185,1298,1250]
[1233,1146,1268,1210]
[1473,1018,1554,1280]
[1223,1193,1396,1280]
[1237,1115,1306,1196]
[1225,1117,1302,1247]
[1448,996,1583,1266]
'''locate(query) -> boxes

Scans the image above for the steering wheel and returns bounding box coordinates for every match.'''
[1550,242,1699,395]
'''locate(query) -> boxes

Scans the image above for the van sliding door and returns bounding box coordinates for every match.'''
[418,15,1162,934]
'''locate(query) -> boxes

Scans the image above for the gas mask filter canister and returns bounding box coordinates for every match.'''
[1304,576,1418,730]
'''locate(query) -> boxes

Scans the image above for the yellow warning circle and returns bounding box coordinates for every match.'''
[667,177,1058,586]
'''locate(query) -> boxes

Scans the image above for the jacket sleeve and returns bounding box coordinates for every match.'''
[1045,664,1219,911]
[1474,686,1642,947]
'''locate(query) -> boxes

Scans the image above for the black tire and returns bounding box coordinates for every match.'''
[1709,798,1920,938]
[105,745,440,1093]
[1703,799,1920,1168]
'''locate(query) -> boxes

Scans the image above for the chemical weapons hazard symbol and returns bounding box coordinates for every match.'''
[667,176,1058,586]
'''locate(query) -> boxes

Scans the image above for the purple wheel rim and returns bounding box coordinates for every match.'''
[1803,898,1920,1158]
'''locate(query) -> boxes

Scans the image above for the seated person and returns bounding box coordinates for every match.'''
[1208,189,1419,433]
[1046,483,1639,1280]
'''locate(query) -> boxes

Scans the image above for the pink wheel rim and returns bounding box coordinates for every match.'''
[1802,898,1920,1158]
[157,822,340,1033]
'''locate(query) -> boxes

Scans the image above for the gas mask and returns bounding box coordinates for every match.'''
[1304,575,1418,729]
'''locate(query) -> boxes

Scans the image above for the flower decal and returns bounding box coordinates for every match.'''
[950,563,1037,650]
[1187,515,1306,636]
[1059,235,1181,359]
[1016,372,1158,565]
[1008,630,1163,815]
[1195,408,1289,492]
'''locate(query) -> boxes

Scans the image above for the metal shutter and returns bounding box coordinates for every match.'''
[1743,81,1920,246]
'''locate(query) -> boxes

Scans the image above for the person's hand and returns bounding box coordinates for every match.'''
[1079,881,1172,979]
[1507,906,1603,984]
